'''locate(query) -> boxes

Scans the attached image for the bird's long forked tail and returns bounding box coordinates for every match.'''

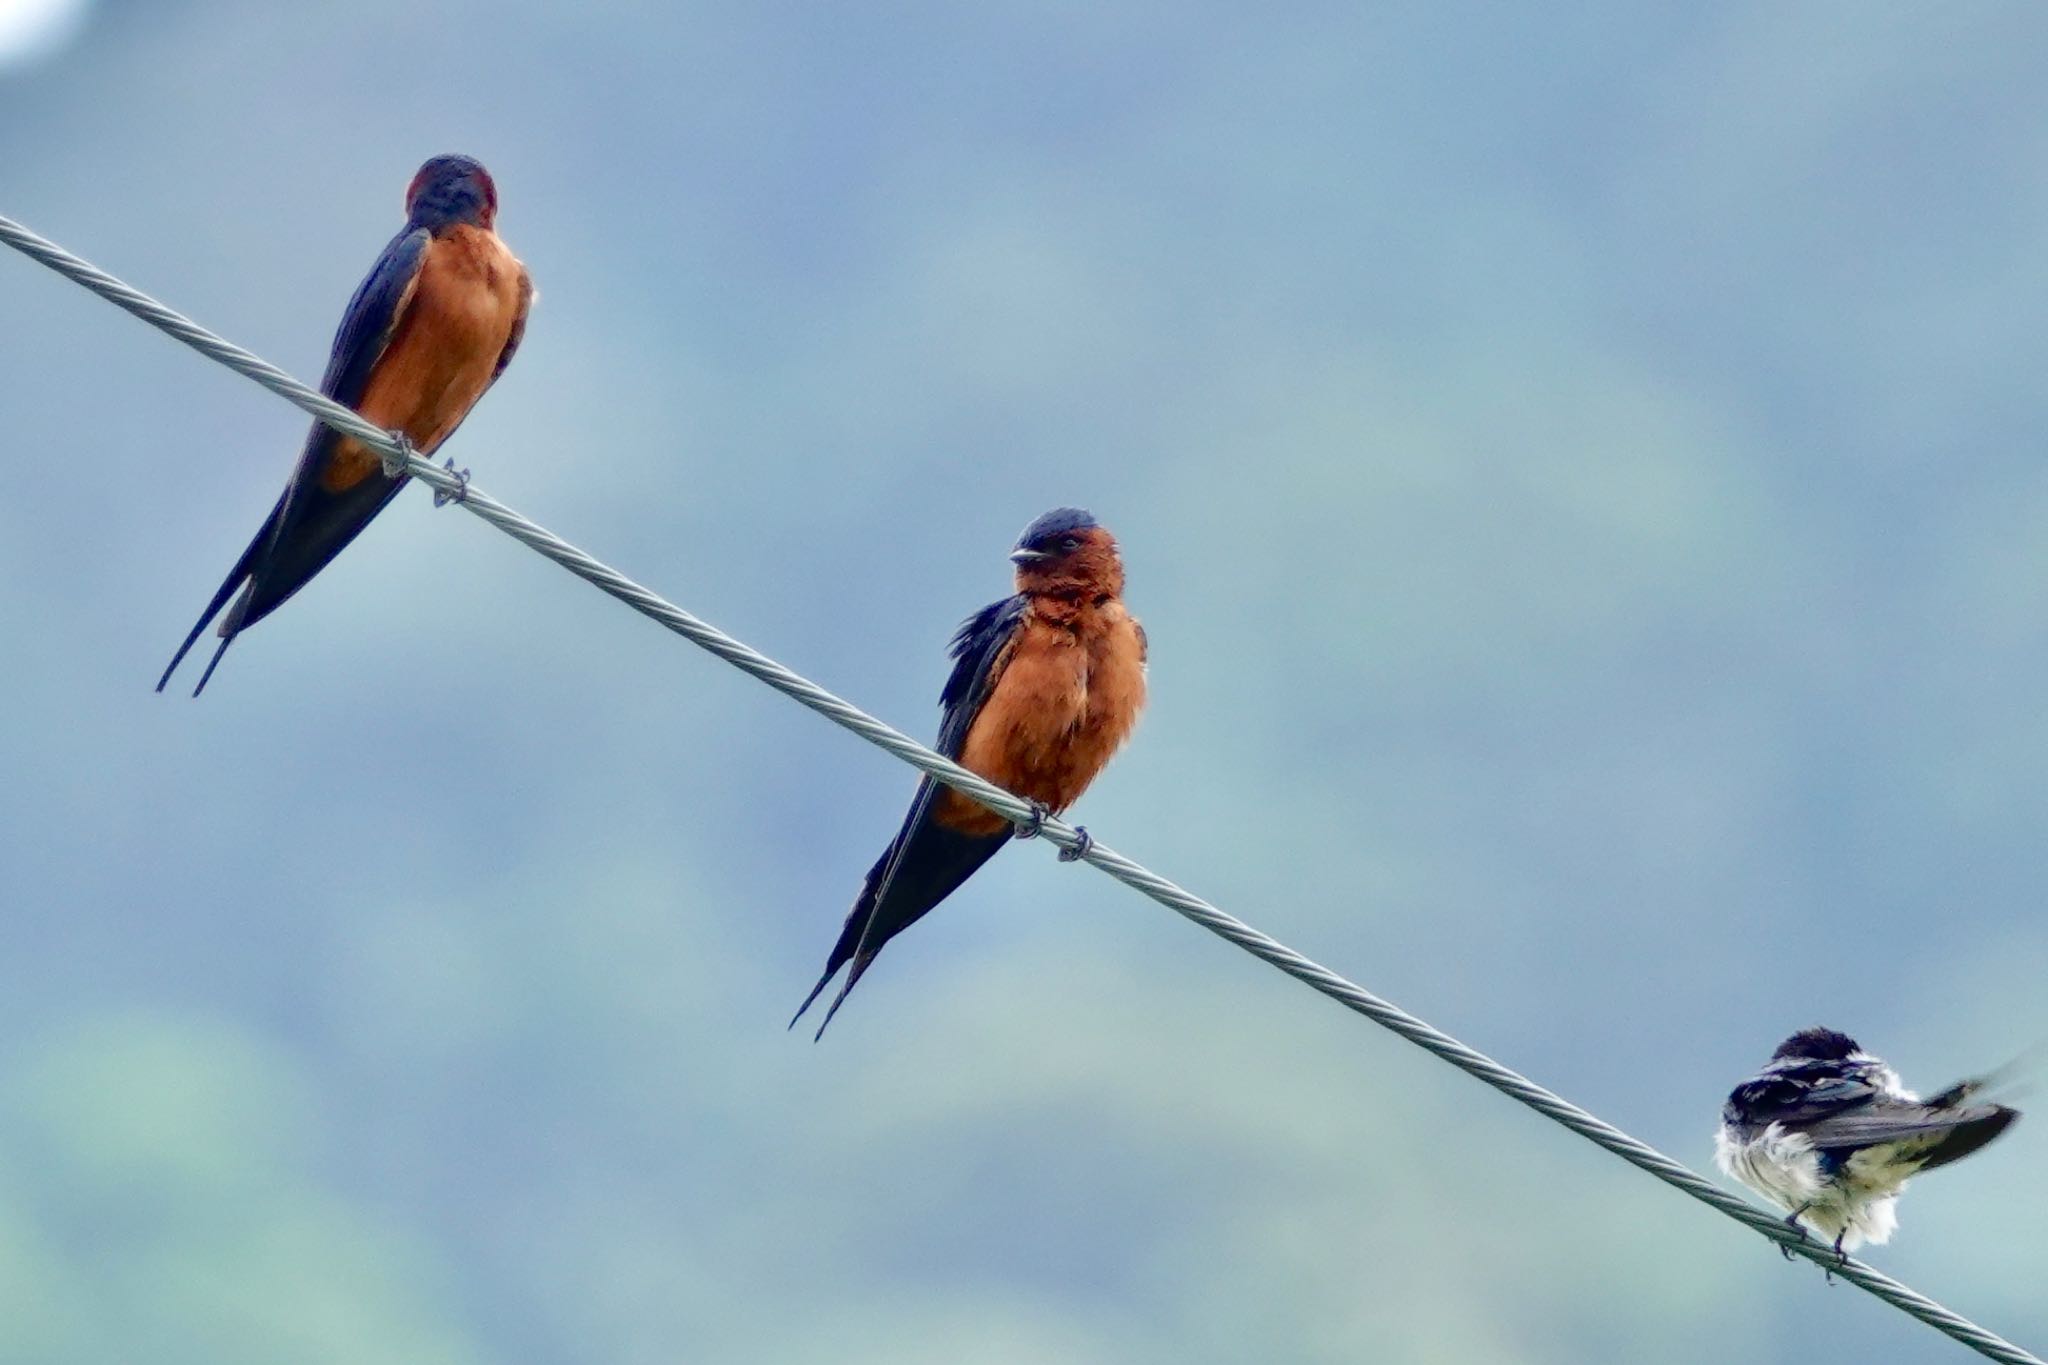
[789,808,925,1041]
[157,604,245,698]
[187,631,238,698]
[789,902,866,1039]
[788,787,1012,1040]
[156,575,246,695]
[789,869,888,1040]
[157,623,208,694]
[158,503,277,696]
[788,966,838,1033]
[789,954,875,1043]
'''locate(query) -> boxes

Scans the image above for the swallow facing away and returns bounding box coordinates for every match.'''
[156,154,532,695]
[1715,1027,2020,1259]
[792,508,1148,1038]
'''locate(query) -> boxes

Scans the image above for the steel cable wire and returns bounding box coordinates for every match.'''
[3,211,2037,1365]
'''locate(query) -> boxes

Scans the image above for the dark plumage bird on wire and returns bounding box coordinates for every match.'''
[793,508,1148,1038]
[1715,1026,2021,1260]
[158,154,533,695]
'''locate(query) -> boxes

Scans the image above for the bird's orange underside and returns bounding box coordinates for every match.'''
[936,604,1147,836]
[321,224,528,493]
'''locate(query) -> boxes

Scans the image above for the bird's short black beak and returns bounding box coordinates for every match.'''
[1009,548,1051,565]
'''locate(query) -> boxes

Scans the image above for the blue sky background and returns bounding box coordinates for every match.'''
[3,2,2047,1361]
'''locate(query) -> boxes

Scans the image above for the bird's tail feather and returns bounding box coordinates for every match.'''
[157,572,249,694]
[189,631,238,698]
[789,968,839,1031]
[157,494,283,695]
[789,785,1010,1039]
[789,844,898,1033]
[810,956,873,1042]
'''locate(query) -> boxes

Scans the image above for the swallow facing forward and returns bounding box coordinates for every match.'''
[1715,1027,2020,1257]
[157,154,533,695]
[792,508,1148,1037]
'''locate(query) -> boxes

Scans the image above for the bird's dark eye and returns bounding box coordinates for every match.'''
[1060,536,1082,553]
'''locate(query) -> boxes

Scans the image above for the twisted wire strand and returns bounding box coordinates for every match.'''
[3,210,2037,1365]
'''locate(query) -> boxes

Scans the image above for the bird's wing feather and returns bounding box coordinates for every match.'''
[1730,1073,1881,1129]
[232,228,432,632]
[846,595,1029,952]
[316,226,434,404]
[936,595,1029,757]
[491,268,534,383]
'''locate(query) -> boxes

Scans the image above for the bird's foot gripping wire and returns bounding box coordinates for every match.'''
[379,432,419,480]
[1778,1210,1807,1262]
[1013,803,1092,862]
[432,457,471,508]
[1013,802,1051,843]
[1777,1207,1847,1282]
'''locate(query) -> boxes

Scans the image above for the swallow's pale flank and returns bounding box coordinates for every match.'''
[1715,1027,2019,1257]
[158,154,532,695]
[793,508,1147,1038]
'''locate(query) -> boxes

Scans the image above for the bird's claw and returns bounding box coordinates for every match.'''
[1012,806,1092,862]
[380,432,419,480]
[1778,1209,1811,1262]
[432,457,471,508]
[1774,1213,1846,1282]
[1013,802,1051,842]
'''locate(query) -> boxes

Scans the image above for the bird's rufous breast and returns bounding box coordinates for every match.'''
[939,602,1147,835]
[321,225,529,493]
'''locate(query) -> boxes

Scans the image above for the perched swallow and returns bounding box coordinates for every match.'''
[157,154,533,695]
[1715,1026,2020,1257]
[792,507,1148,1037]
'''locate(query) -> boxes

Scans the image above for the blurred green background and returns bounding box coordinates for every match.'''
[4,2,2047,1361]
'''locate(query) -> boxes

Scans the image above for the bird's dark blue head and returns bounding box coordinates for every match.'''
[1007,507,1125,597]
[1771,1027,1862,1063]
[406,155,498,232]
[1009,507,1099,564]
